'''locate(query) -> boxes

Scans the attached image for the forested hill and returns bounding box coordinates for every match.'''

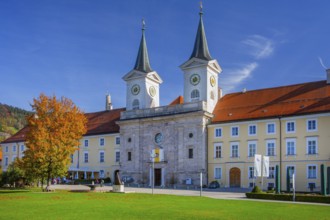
[0,103,32,141]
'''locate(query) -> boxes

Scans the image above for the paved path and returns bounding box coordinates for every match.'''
[47,185,330,206]
[48,184,247,200]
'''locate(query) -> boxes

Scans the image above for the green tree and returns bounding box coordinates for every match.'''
[20,94,87,189]
[0,161,24,187]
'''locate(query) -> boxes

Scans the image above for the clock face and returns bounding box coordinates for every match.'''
[210,76,216,87]
[155,133,163,144]
[149,86,156,97]
[190,74,200,86]
[131,84,140,95]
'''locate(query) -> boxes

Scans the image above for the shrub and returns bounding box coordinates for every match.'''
[246,193,330,204]
[251,186,262,193]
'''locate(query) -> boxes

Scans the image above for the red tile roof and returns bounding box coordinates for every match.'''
[1,127,29,144]
[169,96,184,105]
[1,108,125,144]
[212,80,330,123]
[84,108,125,136]
[0,149,2,161]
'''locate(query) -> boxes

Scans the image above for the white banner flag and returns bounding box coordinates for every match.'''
[254,154,262,177]
[263,156,270,177]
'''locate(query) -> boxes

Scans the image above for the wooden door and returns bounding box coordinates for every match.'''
[154,168,162,186]
[230,167,241,187]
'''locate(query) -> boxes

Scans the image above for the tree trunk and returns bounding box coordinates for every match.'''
[41,177,44,189]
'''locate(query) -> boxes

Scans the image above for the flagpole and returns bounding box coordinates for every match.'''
[261,157,264,191]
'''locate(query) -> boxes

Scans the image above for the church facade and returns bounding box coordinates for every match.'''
[1,7,330,192]
[117,8,220,186]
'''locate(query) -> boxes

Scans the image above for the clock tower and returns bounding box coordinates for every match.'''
[180,4,221,113]
[123,20,163,111]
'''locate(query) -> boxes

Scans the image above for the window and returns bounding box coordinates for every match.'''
[269,167,275,179]
[70,154,74,163]
[214,144,222,158]
[12,156,17,162]
[20,145,24,152]
[214,128,222,138]
[308,183,316,191]
[214,167,222,179]
[210,91,215,100]
[231,142,239,158]
[5,146,8,153]
[127,152,132,161]
[267,123,275,134]
[191,89,200,101]
[84,152,89,163]
[84,140,89,147]
[307,165,317,179]
[249,167,255,179]
[12,145,16,152]
[5,157,8,166]
[286,121,295,133]
[132,99,140,110]
[99,151,105,163]
[115,136,120,145]
[307,119,317,132]
[188,148,194,159]
[115,151,120,162]
[248,141,256,157]
[248,125,257,136]
[99,170,105,178]
[266,140,276,156]
[268,183,275,189]
[231,126,239,137]
[287,166,295,178]
[306,137,317,155]
[100,138,105,146]
[286,139,296,156]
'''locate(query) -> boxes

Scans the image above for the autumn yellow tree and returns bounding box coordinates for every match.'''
[20,94,87,189]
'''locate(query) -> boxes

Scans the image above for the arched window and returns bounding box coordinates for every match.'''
[191,89,200,101]
[132,99,140,110]
[210,91,215,100]
[150,99,155,108]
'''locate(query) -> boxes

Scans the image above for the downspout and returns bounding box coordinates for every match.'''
[278,116,282,191]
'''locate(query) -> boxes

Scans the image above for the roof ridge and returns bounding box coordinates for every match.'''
[223,80,327,97]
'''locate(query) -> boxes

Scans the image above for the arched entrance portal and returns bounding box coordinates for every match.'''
[229,167,241,187]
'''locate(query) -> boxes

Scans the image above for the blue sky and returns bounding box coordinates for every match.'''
[1,0,329,112]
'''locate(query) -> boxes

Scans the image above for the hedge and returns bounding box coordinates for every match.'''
[246,193,330,204]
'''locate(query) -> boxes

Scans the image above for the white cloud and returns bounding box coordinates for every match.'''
[242,35,274,59]
[220,62,258,93]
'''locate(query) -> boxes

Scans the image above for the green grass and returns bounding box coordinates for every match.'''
[0,190,329,220]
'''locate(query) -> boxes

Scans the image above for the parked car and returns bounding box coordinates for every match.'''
[208,181,220,189]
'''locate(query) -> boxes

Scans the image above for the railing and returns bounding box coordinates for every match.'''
[121,101,208,120]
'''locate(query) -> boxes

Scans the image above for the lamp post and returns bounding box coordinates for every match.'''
[150,152,157,195]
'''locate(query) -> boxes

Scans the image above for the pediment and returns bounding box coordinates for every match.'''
[123,70,163,84]
[146,71,163,84]
[180,57,221,73]
[208,60,222,73]
[122,70,147,81]
[180,58,208,70]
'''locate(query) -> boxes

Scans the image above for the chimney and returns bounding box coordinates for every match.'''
[106,94,113,110]
[327,69,330,84]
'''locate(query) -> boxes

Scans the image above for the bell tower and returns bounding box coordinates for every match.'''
[123,20,163,111]
[180,3,221,113]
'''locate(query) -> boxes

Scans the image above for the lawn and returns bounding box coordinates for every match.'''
[0,190,329,220]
